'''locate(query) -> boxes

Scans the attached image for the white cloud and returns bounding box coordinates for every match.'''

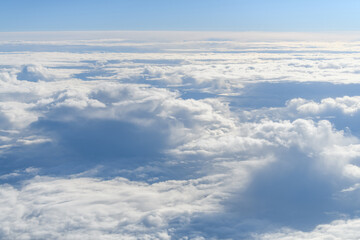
[0,175,227,240]
[2,32,360,238]
[287,96,360,116]
[17,64,55,82]
[255,218,360,240]
[16,136,52,145]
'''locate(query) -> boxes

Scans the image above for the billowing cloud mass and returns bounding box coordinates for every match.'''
[2,31,360,239]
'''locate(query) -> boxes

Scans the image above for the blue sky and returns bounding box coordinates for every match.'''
[1,0,360,31]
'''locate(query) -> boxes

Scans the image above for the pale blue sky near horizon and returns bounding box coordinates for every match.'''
[1,0,360,32]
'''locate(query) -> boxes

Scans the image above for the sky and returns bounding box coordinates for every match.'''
[3,1,360,240]
[1,0,360,31]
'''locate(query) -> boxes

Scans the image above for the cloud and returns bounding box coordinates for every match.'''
[287,96,360,116]
[0,175,226,240]
[17,65,54,82]
[255,218,360,240]
[2,32,360,238]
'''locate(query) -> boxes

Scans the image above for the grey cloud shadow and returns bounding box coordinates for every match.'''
[172,147,358,239]
[219,148,355,234]
[316,111,360,138]
[0,118,169,181]
[73,69,117,80]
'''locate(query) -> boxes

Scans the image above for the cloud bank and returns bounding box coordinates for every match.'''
[1,32,360,239]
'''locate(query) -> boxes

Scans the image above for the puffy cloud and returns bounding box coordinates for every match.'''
[287,96,360,116]
[255,218,360,240]
[17,64,54,82]
[0,175,227,240]
[2,32,360,238]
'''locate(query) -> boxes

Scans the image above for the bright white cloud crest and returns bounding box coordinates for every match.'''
[1,32,360,239]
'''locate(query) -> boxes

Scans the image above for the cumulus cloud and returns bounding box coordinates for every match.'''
[17,64,55,82]
[287,96,360,116]
[255,218,360,240]
[2,32,360,239]
[0,175,225,240]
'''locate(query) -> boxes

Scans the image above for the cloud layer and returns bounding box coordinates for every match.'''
[2,32,360,239]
